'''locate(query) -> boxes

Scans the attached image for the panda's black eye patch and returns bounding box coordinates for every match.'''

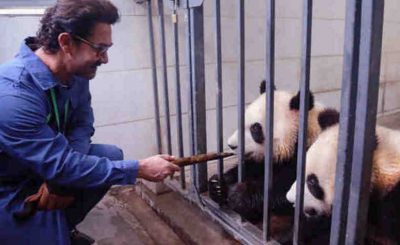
[250,123,264,144]
[306,174,324,200]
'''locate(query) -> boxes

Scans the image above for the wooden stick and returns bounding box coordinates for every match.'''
[172,152,235,167]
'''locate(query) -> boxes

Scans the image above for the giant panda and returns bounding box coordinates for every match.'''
[286,124,400,244]
[208,80,339,241]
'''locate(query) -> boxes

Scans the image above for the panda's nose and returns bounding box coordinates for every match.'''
[304,207,317,217]
[228,144,237,150]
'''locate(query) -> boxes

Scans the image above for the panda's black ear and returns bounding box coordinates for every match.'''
[318,108,340,130]
[290,91,314,111]
[260,80,266,94]
[373,134,379,151]
[259,80,276,94]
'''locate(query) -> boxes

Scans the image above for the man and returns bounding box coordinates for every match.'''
[0,0,180,244]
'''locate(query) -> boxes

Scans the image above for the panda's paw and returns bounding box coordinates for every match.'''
[208,174,228,205]
[227,182,263,222]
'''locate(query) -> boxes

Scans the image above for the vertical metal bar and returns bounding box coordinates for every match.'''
[172,1,186,189]
[329,0,362,244]
[215,0,224,178]
[185,1,196,187]
[157,0,172,155]
[345,1,384,244]
[263,0,275,241]
[190,3,208,192]
[147,0,162,154]
[237,0,245,183]
[293,0,313,244]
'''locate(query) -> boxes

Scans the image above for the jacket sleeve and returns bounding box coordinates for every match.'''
[0,94,139,188]
[66,81,95,154]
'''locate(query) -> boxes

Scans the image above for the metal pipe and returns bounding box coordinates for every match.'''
[147,0,162,154]
[329,0,362,244]
[172,1,186,189]
[215,0,224,179]
[345,0,384,244]
[293,0,313,243]
[237,0,245,183]
[157,0,172,155]
[263,0,275,241]
[189,3,208,192]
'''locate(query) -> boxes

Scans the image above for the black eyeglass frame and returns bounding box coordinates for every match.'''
[72,34,112,56]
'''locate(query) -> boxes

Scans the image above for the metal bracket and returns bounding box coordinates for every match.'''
[134,0,203,9]
[166,0,204,9]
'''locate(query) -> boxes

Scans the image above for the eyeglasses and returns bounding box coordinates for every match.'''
[72,34,112,56]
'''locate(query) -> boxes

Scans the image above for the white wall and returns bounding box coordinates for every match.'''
[1,0,400,160]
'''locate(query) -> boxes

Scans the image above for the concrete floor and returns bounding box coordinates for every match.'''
[77,187,185,245]
[77,112,400,245]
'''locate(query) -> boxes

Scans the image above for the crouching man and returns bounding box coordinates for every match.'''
[0,0,180,244]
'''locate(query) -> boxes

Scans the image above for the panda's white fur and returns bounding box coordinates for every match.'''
[286,124,400,218]
[227,90,326,163]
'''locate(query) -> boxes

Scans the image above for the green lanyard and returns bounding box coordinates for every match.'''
[48,88,69,134]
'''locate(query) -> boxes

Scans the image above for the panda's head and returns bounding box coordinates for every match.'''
[227,80,338,164]
[286,125,339,218]
[286,125,399,219]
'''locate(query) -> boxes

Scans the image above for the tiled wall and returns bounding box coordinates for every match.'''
[0,0,400,160]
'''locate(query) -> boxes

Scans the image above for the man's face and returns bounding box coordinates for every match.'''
[71,23,112,80]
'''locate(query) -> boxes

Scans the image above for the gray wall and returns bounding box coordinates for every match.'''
[1,0,400,160]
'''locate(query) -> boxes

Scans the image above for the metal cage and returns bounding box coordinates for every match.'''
[139,0,385,244]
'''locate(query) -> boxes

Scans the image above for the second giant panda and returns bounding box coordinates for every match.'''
[208,80,339,241]
[286,124,400,244]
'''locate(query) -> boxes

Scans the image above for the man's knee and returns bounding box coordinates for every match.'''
[88,144,124,161]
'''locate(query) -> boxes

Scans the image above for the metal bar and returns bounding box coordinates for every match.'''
[190,3,208,192]
[329,0,362,244]
[172,1,186,189]
[293,0,313,244]
[215,0,224,179]
[263,0,275,241]
[237,0,245,183]
[147,0,162,154]
[345,1,384,244]
[157,0,172,155]
[185,1,196,187]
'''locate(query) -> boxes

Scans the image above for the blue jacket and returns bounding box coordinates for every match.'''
[0,38,139,244]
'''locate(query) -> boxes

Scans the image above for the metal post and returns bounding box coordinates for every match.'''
[345,0,384,244]
[215,0,224,180]
[147,0,162,154]
[189,3,207,192]
[293,0,313,244]
[330,0,362,244]
[263,0,275,241]
[237,0,245,183]
[157,0,172,155]
[171,0,186,189]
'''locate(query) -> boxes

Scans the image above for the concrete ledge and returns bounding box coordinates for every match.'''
[111,183,239,245]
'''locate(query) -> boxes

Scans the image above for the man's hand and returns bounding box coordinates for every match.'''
[24,183,75,210]
[138,154,180,182]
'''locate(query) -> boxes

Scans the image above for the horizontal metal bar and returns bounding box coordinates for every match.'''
[166,0,204,9]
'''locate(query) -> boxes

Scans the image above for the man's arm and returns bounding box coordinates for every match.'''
[66,81,95,154]
[0,94,137,188]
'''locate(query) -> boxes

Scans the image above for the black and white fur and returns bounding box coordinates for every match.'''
[208,80,339,241]
[286,124,400,244]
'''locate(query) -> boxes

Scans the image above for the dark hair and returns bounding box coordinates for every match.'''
[37,0,120,53]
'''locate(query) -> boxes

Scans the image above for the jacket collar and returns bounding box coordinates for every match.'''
[18,37,59,91]
[18,37,85,109]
